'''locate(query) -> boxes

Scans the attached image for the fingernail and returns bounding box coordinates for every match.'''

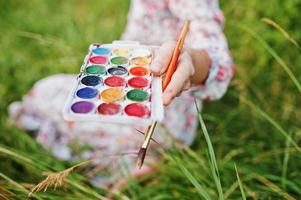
[163,91,172,105]
[163,97,170,106]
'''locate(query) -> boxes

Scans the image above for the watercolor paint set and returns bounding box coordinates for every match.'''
[63,41,164,125]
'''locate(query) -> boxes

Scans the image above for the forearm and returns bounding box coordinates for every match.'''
[188,48,211,85]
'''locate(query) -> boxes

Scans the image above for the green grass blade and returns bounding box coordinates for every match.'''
[239,25,301,94]
[238,95,301,153]
[264,175,301,195]
[251,173,296,200]
[0,145,33,164]
[0,172,43,200]
[234,164,247,200]
[261,18,301,52]
[170,155,212,200]
[282,132,292,190]
[65,180,106,200]
[195,100,224,200]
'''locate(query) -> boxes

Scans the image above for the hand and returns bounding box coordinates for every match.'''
[150,41,195,105]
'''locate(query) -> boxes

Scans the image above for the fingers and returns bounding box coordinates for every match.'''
[150,41,176,76]
[163,52,194,105]
[174,80,190,97]
[182,80,191,92]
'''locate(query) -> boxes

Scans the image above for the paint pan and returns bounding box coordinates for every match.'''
[107,66,128,76]
[81,75,103,87]
[124,103,150,117]
[110,56,129,66]
[76,87,98,99]
[113,48,130,57]
[89,56,107,64]
[97,103,121,115]
[71,101,94,114]
[128,77,149,89]
[104,76,126,87]
[129,66,150,77]
[92,47,111,55]
[100,88,125,103]
[126,89,149,102]
[131,56,151,66]
[85,65,106,75]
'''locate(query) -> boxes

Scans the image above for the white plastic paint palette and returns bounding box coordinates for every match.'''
[63,41,164,125]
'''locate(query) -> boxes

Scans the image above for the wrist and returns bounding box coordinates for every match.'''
[188,48,211,85]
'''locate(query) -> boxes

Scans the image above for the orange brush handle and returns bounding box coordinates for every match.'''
[162,49,181,91]
[162,21,190,92]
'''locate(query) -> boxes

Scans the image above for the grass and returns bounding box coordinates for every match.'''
[234,164,246,200]
[0,0,301,199]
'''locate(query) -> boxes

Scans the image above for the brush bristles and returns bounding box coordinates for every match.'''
[136,148,147,169]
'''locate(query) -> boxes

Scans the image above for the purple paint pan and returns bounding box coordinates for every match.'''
[71,101,94,114]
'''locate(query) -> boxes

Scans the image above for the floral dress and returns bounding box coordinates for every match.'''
[8,0,233,186]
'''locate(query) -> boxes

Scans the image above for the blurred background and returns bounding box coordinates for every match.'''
[0,0,301,199]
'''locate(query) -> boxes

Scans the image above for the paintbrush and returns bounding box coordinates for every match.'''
[136,20,190,168]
